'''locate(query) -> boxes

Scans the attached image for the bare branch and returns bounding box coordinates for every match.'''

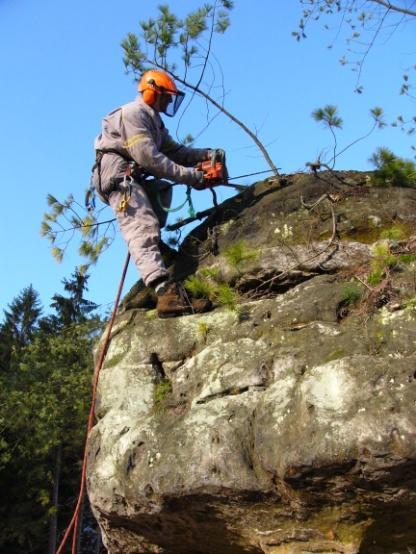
[175,3,225,143]
[53,218,116,235]
[369,0,416,17]
[153,61,279,175]
[354,5,391,88]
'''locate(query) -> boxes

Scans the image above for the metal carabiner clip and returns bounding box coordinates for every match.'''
[117,175,133,214]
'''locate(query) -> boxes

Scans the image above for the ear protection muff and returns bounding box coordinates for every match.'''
[142,78,158,106]
[142,88,157,106]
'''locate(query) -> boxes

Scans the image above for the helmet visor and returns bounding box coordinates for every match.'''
[164,90,185,117]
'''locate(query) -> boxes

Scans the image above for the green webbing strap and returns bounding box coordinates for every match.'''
[157,185,196,219]
[186,185,196,219]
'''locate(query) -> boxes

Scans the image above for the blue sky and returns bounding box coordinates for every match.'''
[0,0,414,317]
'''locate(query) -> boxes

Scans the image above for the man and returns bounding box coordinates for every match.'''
[92,69,225,318]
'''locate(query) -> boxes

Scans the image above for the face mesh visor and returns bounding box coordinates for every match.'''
[164,90,185,117]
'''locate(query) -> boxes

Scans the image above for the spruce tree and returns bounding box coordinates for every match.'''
[0,274,102,553]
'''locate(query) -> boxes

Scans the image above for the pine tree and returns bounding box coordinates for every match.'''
[50,269,97,327]
[0,274,102,553]
[0,285,42,372]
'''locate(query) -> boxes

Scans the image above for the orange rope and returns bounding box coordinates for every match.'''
[56,252,131,554]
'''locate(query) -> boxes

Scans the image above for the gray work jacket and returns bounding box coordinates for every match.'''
[93,95,209,200]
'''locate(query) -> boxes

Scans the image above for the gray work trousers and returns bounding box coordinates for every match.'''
[108,179,172,286]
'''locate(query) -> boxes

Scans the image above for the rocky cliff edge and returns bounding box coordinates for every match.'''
[87,171,416,553]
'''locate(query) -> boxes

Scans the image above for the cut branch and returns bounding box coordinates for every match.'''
[151,60,279,176]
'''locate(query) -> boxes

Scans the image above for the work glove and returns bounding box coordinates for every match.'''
[209,148,226,165]
[209,148,229,182]
[192,171,207,190]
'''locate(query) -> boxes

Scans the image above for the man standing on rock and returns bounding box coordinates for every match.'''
[93,69,225,318]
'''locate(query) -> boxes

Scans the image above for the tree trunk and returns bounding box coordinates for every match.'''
[48,444,62,554]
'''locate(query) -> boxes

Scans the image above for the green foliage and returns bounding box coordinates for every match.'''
[79,215,97,237]
[46,193,59,206]
[185,6,209,38]
[197,321,210,340]
[312,104,343,129]
[184,270,239,310]
[215,283,237,310]
[42,2,235,269]
[154,378,172,406]
[367,240,399,285]
[184,274,216,299]
[293,1,416,131]
[199,267,222,281]
[41,189,115,269]
[370,147,416,187]
[370,106,386,129]
[310,105,387,166]
[222,240,258,271]
[367,269,384,286]
[49,270,98,327]
[51,246,63,263]
[0,275,102,551]
[340,282,362,306]
[371,241,397,270]
[1,285,42,350]
[404,296,416,311]
[399,253,416,264]
[380,224,406,240]
[121,2,233,77]
[145,308,158,320]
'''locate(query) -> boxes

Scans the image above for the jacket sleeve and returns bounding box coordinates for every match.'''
[121,105,202,186]
[160,128,210,167]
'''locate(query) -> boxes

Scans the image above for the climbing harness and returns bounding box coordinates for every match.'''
[93,148,130,198]
[56,252,131,554]
[89,148,279,229]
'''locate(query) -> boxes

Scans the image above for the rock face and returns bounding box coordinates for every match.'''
[87,172,416,553]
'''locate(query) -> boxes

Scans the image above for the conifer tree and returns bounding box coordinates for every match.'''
[0,274,102,553]
[0,285,42,372]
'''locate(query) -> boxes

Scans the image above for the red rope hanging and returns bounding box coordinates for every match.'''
[56,252,131,554]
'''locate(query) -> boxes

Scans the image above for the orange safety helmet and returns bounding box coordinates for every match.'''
[139,69,185,117]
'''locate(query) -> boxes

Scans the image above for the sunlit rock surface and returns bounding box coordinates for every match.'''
[87,172,416,553]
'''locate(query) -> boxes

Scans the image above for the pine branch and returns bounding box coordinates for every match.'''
[53,218,116,235]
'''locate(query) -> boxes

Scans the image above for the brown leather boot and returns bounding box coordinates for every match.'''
[156,282,212,318]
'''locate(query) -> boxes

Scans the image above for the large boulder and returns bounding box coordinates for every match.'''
[87,171,416,553]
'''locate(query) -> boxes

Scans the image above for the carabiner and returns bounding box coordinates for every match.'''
[117,175,133,213]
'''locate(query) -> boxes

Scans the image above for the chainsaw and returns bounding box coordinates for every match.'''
[195,160,227,187]
[195,160,246,191]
